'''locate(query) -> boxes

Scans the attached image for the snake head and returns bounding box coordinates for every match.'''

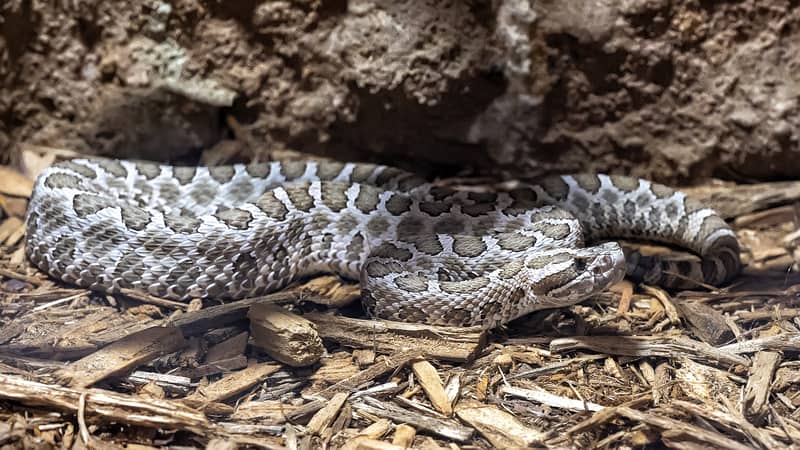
[527,242,626,309]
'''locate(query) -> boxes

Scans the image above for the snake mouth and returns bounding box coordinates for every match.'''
[546,242,626,301]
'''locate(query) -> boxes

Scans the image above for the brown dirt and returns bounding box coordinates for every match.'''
[1,1,798,182]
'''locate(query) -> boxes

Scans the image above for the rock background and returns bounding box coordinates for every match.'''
[1,0,798,183]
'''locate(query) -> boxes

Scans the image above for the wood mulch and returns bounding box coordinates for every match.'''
[2,146,800,449]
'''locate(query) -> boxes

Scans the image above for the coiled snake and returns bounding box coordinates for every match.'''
[25,159,741,328]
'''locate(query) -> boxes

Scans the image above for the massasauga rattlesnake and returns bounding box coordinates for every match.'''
[25,158,741,329]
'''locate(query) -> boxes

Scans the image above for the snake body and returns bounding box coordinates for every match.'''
[25,159,741,328]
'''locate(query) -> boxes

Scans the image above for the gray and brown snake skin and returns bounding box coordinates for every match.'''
[25,159,741,329]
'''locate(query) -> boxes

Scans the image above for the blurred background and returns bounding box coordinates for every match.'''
[2,0,797,182]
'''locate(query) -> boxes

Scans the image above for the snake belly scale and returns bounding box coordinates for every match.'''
[25,159,741,329]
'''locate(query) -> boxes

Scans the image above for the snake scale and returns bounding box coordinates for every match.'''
[25,158,741,329]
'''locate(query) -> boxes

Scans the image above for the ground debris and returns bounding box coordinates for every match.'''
[249,303,324,367]
[2,166,800,449]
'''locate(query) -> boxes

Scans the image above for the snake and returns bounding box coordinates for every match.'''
[24,158,741,329]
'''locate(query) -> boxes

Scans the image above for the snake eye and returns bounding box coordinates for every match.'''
[573,258,587,273]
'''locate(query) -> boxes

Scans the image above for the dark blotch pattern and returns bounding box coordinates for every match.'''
[396,175,428,191]
[463,203,495,217]
[355,185,381,213]
[189,180,215,207]
[539,177,569,200]
[45,173,84,190]
[82,218,126,251]
[573,174,601,193]
[452,236,487,257]
[173,167,197,185]
[215,208,253,230]
[157,181,181,203]
[245,163,271,178]
[209,166,235,184]
[321,183,349,212]
[366,261,396,277]
[428,186,453,201]
[367,216,390,235]
[96,159,128,178]
[468,192,498,203]
[60,161,98,179]
[601,189,619,204]
[281,161,308,180]
[317,162,345,180]
[683,198,705,214]
[351,164,377,183]
[255,192,288,220]
[336,213,359,234]
[664,202,679,219]
[414,237,444,255]
[228,180,255,201]
[650,183,675,199]
[496,232,535,252]
[504,187,540,215]
[526,252,570,270]
[440,276,489,294]
[433,218,465,235]
[346,233,365,260]
[164,215,202,233]
[395,275,429,293]
[537,222,571,240]
[375,167,405,187]
[531,269,574,296]
[385,194,412,215]
[570,193,590,212]
[120,205,151,231]
[500,260,523,279]
[284,184,315,211]
[608,175,640,192]
[73,193,115,217]
[370,242,412,261]
[135,162,161,180]
[419,201,451,216]
[397,217,424,242]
